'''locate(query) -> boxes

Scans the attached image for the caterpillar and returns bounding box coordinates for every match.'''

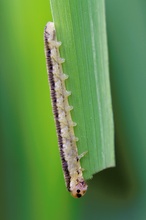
[44,22,88,198]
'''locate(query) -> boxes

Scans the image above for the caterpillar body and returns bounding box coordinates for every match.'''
[44,22,88,198]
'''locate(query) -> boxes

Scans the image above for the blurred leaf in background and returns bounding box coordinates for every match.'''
[1,0,146,220]
[0,0,71,219]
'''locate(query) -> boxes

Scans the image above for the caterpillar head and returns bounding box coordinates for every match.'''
[70,181,88,198]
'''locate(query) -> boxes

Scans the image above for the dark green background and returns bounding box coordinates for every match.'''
[1,0,146,219]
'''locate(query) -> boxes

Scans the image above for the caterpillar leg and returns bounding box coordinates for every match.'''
[78,151,88,160]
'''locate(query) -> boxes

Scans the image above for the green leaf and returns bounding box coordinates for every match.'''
[49,0,115,180]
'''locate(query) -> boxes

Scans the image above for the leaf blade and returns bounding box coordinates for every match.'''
[50,0,115,180]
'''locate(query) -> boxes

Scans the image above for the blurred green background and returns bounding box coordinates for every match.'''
[1,0,146,219]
